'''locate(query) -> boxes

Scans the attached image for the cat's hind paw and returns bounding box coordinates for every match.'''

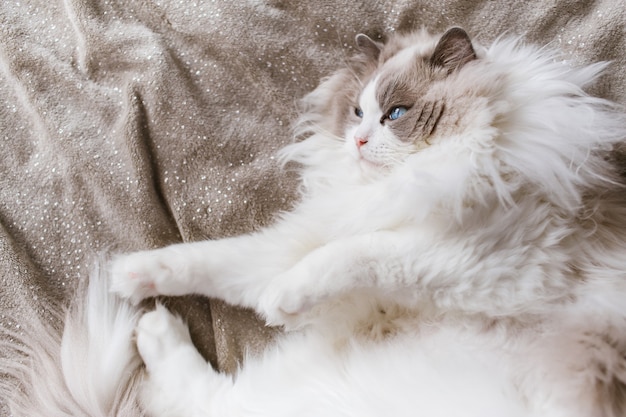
[136,306,223,416]
[135,305,194,368]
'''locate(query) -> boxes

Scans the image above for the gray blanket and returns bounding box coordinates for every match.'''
[1,1,625,414]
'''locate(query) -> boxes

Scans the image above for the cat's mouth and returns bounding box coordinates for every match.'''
[344,137,388,171]
[356,153,385,170]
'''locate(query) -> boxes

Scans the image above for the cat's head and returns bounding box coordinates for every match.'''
[286,29,486,194]
[343,28,478,169]
[292,28,505,176]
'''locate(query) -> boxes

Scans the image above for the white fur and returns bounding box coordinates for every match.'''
[4,33,626,417]
[0,263,143,416]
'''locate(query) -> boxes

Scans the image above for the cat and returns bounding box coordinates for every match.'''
[4,27,626,417]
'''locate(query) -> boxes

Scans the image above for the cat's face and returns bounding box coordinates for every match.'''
[340,28,478,170]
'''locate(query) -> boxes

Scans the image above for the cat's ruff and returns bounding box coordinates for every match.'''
[4,27,626,417]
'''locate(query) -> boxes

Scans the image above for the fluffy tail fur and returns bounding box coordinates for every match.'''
[0,262,144,417]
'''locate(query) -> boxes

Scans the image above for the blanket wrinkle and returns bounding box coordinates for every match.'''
[62,0,91,74]
[123,87,183,240]
[1,1,626,415]
[0,53,50,150]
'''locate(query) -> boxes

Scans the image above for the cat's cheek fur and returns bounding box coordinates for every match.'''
[343,125,361,161]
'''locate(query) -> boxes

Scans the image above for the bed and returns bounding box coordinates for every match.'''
[1,1,625,414]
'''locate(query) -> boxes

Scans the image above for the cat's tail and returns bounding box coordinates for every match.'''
[0,261,145,417]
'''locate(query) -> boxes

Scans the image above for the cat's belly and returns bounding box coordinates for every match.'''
[219,325,565,417]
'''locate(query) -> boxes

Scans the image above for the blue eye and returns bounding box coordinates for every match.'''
[388,106,407,121]
[355,107,363,118]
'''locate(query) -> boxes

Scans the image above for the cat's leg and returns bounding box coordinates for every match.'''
[115,224,537,323]
[257,230,416,324]
[111,222,311,307]
[136,305,233,417]
[256,228,535,323]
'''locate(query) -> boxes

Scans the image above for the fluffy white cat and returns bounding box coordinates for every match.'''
[4,27,626,417]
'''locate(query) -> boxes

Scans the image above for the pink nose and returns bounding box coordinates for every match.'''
[355,136,368,148]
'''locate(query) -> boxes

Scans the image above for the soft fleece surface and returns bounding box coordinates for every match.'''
[1,0,625,414]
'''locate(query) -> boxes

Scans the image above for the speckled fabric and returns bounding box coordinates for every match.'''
[1,1,625,414]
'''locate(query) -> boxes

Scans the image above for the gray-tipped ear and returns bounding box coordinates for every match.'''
[430,27,477,73]
[355,33,383,61]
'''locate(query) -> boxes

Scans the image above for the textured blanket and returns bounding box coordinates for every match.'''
[1,1,625,414]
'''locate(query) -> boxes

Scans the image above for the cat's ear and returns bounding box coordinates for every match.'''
[355,34,383,62]
[430,27,477,73]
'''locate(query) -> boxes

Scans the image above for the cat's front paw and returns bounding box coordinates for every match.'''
[110,249,188,303]
[258,271,328,329]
